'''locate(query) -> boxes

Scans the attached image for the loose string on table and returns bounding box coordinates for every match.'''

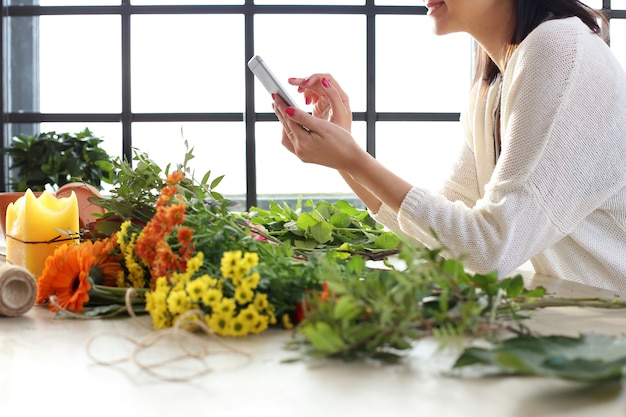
[49,289,251,382]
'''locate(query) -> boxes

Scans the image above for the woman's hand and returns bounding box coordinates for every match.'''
[288,74,352,132]
[273,94,364,172]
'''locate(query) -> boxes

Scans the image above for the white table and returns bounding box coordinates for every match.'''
[1,270,626,417]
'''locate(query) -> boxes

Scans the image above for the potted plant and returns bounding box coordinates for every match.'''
[1,127,114,192]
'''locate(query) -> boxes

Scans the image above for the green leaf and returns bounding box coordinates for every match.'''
[333,296,361,321]
[454,333,626,382]
[299,322,347,354]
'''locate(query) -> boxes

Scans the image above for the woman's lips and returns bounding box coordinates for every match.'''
[425,1,444,16]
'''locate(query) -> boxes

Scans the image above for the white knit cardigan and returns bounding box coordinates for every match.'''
[372,17,626,293]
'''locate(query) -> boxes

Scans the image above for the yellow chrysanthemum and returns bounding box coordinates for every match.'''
[220,250,242,278]
[185,278,207,303]
[238,305,260,326]
[215,298,236,316]
[243,271,261,289]
[206,313,230,336]
[229,314,250,337]
[242,252,259,269]
[202,288,223,307]
[167,289,190,315]
[253,293,269,312]
[186,252,204,275]
[234,285,254,305]
[250,315,270,335]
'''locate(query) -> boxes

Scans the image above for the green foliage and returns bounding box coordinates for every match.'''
[245,198,401,256]
[454,333,626,382]
[1,128,114,191]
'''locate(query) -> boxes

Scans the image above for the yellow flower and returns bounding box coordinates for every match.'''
[229,314,250,337]
[215,298,236,316]
[202,288,223,307]
[244,271,261,289]
[253,293,269,312]
[250,315,270,335]
[185,278,206,303]
[206,313,230,336]
[282,313,294,330]
[220,250,242,278]
[186,252,204,275]
[238,305,260,327]
[167,288,190,315]
[242,252,259,269]
[234,285,254,305]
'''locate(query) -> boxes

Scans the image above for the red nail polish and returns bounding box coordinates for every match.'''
[305,96,311,105]
[304,78,310,84]
[285,107,296,117]
[322,78,330,88]
[271,93,276,100]
[298,86,305,93]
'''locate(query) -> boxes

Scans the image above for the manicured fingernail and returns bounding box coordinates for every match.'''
[271,93,276,100]
[303,78,310,84]
[285,107,296,116]
[298,86,305,93]
[322,78,330,88]
[305,96,311,105]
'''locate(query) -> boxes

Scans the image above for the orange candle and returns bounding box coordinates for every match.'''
[5,189,79,278]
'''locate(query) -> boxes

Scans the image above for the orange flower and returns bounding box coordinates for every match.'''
[37,243,95,312]
[166,170,184,184]
[90,235,124,287]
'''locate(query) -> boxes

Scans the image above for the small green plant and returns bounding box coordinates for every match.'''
[1,127,114,191]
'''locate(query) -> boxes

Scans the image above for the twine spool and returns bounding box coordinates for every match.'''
[0,264,37,317]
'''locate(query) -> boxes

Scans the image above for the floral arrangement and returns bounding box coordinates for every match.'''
[32,144,626,384]
[35,144,398,335]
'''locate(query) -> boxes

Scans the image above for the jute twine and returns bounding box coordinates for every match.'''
[49,289,251,382]
[0,263,37,317]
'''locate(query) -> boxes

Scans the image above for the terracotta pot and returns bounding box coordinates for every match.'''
[55,182,106,229]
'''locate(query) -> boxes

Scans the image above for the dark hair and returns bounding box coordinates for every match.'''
[475,0,608,85]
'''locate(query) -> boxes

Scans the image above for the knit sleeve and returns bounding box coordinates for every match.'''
[377,18,626,277]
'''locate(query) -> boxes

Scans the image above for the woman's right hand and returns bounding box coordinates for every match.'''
[288,74,352,132]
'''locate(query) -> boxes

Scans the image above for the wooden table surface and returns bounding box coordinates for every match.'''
[1,267,626,417]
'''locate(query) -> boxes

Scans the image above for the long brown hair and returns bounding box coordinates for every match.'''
[474,0,608,86]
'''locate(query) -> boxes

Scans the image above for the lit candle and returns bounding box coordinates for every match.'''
[5,189,79,279]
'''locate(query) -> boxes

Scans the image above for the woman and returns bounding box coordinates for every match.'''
[273,0,626,293]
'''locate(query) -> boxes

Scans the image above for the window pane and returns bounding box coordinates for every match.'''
[132,0,242,4]
[131,122,247,196]
[256,121,366,196]
[580,0,603,9]
[131,15,244,113]
[377,15,472,112]
[6,17,38,113]
[376,122,464,192]
[611,19,626,70]
[29,0,120,4]
[255,0,363,4]
[612,0,626,9]
[39,16,121,113]
[254,14,366,112]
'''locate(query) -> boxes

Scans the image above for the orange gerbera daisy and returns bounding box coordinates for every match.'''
[89,235,124,287]
[37,242,95,313]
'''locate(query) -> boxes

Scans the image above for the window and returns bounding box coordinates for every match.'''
[2,0,623,210]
